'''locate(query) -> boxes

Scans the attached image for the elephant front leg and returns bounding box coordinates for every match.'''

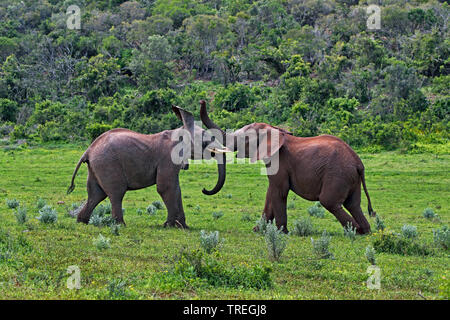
[156,170,188,229]
[257,183,289,233]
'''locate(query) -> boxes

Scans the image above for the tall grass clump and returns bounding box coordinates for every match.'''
[5,198,20,209]
[292,217,314,236]
[307,202,325,218]
[255,214,269,234]
[37,205,57,224]
[13,206,28,224]
[264,222,288,261]
[199,230,223,254]
[374,215,385,231]
[311,231,334,259]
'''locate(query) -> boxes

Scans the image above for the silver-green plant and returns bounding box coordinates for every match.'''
[311,231,334,259]
[292,217,314,236]
[212,210,224,219]
[152,200,164,210]
[365,245,377,265]
[93,234,111,250]
[433,225,449,250]
[136,208,145,215]
[192,204,201,215]
[5,198,20,209]
[146,204,157,216]
[423,208,435,219]
[36,197,47,210]
[37,205,57,224]
[199,230,223,254]
[264,222,288,261]
[343,222,357,242]
[307,202,325,218]
[14,206,27,224]
[67,202,84,218]
[110,223,121,236]
[255,214,269,234]
[401,224,418,239]
[375,215,385,231]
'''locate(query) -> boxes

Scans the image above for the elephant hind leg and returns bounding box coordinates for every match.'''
[77,174,107,224]
[319,181,360,232]
[344,187,371,235]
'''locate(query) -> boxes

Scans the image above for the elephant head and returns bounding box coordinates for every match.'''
[172,104,231,195]
[200,101,290,166]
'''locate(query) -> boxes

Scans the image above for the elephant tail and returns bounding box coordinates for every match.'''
[67,152,88,195]
[358,167,376,217]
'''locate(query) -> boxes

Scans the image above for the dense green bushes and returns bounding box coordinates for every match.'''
[0,0,448,151]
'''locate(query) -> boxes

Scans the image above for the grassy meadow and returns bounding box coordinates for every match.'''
[0,144,448,299]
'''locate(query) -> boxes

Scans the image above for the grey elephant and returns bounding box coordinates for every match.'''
[67,105,230,228]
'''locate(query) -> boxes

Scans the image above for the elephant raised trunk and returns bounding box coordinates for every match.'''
[200,100,228,196]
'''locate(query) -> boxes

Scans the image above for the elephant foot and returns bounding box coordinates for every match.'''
[76,216,90,224]
[356,227,371,235]
[163,220,189,230]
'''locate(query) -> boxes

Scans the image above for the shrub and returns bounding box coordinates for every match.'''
[86,123,113,141]
[307,202,325,218]
[152,200,164,210]
[37,205,57,224]
[374,215,385,231]
[264,222,288,261]
[372,231,431,256]
[214,83,256,112]
[146,204,157,216]
[165,249,272,290]
[311,231,334,259]
[365,245,377,265]
[93,234,111,250]
[343,222,357,242]
[89,213,115,227]
[255,214,269,234]
[292,217,314,237]
[107,278,128,298]
[401,224,418,239]
[212,210,224,220]
[110,224,121,236]
[199,230,223,254]
[423,208,436,219]
[136,208,145,215]
[36,197,47,210]
[5,198,19,209]
[67,202,83,218]
[13,206,27,224]
[241,212,252,222]
[433,226,449,250]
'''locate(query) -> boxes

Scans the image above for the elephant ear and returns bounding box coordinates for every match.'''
[250,126,286,163]
[172,105,195,143]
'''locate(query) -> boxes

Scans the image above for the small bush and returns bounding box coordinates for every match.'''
[136,208,145,215]
[67,202,83,218]
[265,222,288,261]
[255,214,269,234]
[365,245,377,265]
[373,231,431,256]
[401,224,418,239]
[146,204,157,216]
[13,206,27,224]
[343,222,357,242]
[311,231,334,259]
[93,234,111,250]
[107,279,128,298]
[433,226,449,250]
[89,213,115,227]
[212,210,224,220]
[423,208,436,219]
[110,224,121,236]
[5,198,19,209]
[199,230,223,254]
[307,202,325,218]
[292,217,314,236]
[37,205,57,224]
[14,206,28,224]
[152,200,164,210]
[374,215,385,231]
[36,197,46,210]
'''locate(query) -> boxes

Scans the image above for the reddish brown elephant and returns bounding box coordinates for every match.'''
[200,101,375,234]
[67,105,230,228]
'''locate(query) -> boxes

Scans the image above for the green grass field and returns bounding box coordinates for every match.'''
[0,144,448,299]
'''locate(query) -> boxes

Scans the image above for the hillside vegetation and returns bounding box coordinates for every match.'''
[0,0,448,152]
